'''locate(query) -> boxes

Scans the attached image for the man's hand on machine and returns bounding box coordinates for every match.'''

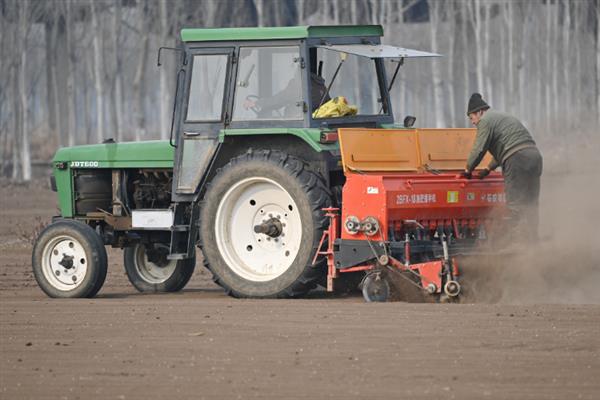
[457,169,472,179]
[477,167,491,179]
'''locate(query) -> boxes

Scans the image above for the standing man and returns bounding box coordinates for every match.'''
[461,93,543,242]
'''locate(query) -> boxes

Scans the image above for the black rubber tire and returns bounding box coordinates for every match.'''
[32,219,108,298]
[123,244,196,293]
[199,149,332,298]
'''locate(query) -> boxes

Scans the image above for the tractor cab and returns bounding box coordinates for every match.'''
[172,25,440,199]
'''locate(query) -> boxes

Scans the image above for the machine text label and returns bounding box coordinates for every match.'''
[397,193,436,205]
[480,193,506,203]
[70,161,99,168]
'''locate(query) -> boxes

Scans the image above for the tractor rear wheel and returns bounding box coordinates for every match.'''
[32,219,107,298]
[199,150,331,298]
[123,244,195,293]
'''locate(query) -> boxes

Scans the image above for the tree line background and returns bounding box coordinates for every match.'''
[0,0,598,181]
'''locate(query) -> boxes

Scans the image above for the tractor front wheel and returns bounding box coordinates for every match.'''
[32,220,107,298]
[199,150,331,298]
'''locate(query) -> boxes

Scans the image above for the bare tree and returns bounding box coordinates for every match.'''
[18,0,31,181]
[597,0,600,128]
[65,0,76,147]
[112,0,124,141]
[158,0,169,140]
[133,0,150,141]
[428,0,444,128]
[467,0,484,94]
[563,0,572,121]
[90,0,105,143]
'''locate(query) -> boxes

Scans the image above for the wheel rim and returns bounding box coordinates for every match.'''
[215,177,302,282]
[362,273,390,302]
[41,235,88,291]
[133,244,177,284]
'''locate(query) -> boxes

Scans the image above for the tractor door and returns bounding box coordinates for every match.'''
[172,47,234,200]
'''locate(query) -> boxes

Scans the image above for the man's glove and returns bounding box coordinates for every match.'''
[477,168,491,179]
[458,170,472,179]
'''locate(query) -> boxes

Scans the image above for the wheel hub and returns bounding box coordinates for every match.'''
[58,254,74,269]
[253,217,283,238]
[42,236,88,290]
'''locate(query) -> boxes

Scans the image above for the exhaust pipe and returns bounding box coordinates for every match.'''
[444,280,461,297]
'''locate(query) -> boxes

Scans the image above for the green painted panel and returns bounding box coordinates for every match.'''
[181,25,383,42]
[219,128,339,152]
[54,168,74,218]
[53,140,174,166]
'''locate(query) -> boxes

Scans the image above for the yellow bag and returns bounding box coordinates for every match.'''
[312,96,358,118]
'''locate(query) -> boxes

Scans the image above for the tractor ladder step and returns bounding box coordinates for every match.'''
[167,253,189,260]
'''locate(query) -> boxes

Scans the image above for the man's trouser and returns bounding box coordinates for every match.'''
[502,147,543,241]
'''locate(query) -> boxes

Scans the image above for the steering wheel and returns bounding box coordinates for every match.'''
[245,95,261,115]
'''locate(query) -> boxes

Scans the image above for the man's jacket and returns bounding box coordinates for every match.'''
[467,110,537,171]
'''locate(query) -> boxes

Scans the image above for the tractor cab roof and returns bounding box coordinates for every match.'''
[180,25,384,42]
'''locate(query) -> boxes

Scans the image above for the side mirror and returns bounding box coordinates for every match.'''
[403,115,416,128]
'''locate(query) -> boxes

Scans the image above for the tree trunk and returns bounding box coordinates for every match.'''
[505,1,514,114]
[54,10,68,147]
[545,1,552,132]
[159,0,169,140]
[66,0,75,147]
[482,1,492,102]
[297,0,305,24]
[461,2,470,118]
[113,0,124,141]
[45,18,57,136]
[18,0,31,181]
[518,2,530,118]
[133,0,150,142]
[448,3,458,126]
[255,0,264,27]
[597,0,600,129]
[573,1,583,133]
[468,0,484,94]
[91,1,105,143]
[562,0,571,124]
[428,0,444,128]
[552,0,559,127]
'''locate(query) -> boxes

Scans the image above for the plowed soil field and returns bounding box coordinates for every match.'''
[1,177,599,400]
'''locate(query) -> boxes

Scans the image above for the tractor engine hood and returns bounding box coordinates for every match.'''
[53,140,175,169]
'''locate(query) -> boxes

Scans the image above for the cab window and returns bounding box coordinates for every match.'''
[186,54,228,121]
[313,48,382,117]
[233,46,303,121]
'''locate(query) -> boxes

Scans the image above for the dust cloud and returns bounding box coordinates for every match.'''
[462,134,600,304]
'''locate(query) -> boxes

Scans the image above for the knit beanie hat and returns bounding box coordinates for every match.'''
[466,93,490,115]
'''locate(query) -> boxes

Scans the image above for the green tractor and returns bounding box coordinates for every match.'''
[32,25,438,298]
